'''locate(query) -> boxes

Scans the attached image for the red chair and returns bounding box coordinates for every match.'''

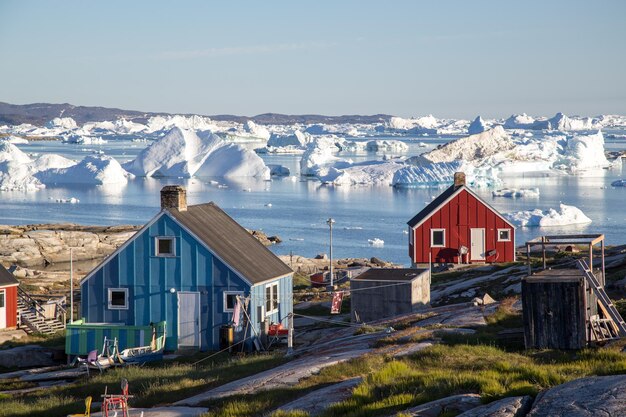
[102,378,133,417]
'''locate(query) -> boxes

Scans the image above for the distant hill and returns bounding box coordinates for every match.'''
[0,102,390,126]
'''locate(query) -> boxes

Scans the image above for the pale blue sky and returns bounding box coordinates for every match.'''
[1,0,624,118]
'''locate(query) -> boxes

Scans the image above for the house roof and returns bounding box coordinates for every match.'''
[352,268,429,282]
[0,264,19,287]
[407,184,516,229]
[168,203,293,285]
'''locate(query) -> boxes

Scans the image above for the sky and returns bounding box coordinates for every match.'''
[0,0,625,119]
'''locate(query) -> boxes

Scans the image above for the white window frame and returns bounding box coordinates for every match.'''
[108,288,129,310]
[265,282,279,315]
[155,237,176,257]
[223,291,244,313]
[431,229,446,248]
[0,289,5,308]
[497,229,511,242]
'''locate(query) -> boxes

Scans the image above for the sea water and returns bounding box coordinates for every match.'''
[2,132,625,266]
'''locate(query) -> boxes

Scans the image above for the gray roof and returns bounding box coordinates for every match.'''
[407,184,460,228]
[353,268,429,282]
[168,203,292,285]
[0,264,19,287]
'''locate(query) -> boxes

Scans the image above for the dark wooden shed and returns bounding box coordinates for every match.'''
[522,234,626,349]
[350,268,430,323]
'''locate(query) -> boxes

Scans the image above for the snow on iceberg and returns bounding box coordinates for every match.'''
[37,155,131,185]
[492,188,540,198]
[548,112,594,131]
[318,159,405,186]
[267,131,311,148]
[0,161,44,191]
[468,116,488,135]
[63,135,107,144]
[504,204,592,227]
[125,127,269,179]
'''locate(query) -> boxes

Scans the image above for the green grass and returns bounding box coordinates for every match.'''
[0,353,287,417]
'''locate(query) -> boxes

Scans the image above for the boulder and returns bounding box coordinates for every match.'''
[527,375,626,416]
[278,377,362,416]
[457,396,532,417]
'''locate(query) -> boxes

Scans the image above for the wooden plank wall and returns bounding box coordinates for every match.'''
[522,278,587,349]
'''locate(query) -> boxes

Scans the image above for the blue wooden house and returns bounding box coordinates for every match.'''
[70,185,293,353]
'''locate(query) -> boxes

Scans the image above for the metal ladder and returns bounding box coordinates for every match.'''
[578,259,626,338]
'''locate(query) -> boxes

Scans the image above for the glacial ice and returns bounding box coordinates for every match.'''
[36,155,131,185]
[492,188,540,198]
[504,204,592,227]
[468,116,488,135]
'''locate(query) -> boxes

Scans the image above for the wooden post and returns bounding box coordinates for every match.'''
[541,236,546,270]
[527,243,531,275]
[589,244,593,273]
[601,239,606,287]
[286,312,294,356]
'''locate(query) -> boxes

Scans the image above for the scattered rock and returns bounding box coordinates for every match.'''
[457,396,532,417]
[278,377,362,416]
[394,393,482,417]
[527,375,626,417]
[370,257,387,266]
[473,293,497,306]
[315,253,328,260]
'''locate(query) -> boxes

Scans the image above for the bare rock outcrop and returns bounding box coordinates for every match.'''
[527,375,626,417]
[457,396,532,417]
[394,393,482,417]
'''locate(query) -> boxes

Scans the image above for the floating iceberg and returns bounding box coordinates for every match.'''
[267,131,310,148]
[318,160,405,186]
[492,188,540,198]
[242,120,270,140]
[504,204,592,227]
[393,161,499,188]
[368,238,384,247]
[468,116,488,135]
[63,135,107,144]
[300,137,350,176]
[424,126,514,163]
[124,127,269,179]
[37,155,131,185]
[365,140,408,153]
[553,131,610,172]
[46,117,78,130]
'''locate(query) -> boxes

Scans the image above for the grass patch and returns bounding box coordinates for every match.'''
[0,353,287,417]
[0,331,65,350]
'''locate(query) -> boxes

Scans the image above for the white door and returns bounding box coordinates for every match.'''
[0,290,6,329]
[470,228,486,261]
[178,292,200,348]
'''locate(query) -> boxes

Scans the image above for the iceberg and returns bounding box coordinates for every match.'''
[365,140,409,153]
[243,120,270,140]
[267,131,310,148]
[548,112,594,131]
[424,126,514,163]
[468,116,488,135]
[317,160,405,186]
[300,137,350,176]
[0,136,29,144]
[553,131,610,172]
[45,117,78,130]
[0,141,32,164]
[393,161,499,188]
[492,188,540,198]
[504,204,592,227]
[63,135,107,144]
[124,127,269,179]
[268,164,290,177]
[0,161,44,191]
[368,238,384,247]
[36,155,131,185]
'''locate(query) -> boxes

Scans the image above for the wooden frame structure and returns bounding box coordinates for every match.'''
[524,234,605,284]
[522,234,626,348]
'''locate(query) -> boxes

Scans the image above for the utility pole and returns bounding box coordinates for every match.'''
[69,247,73,323]
[327,218,335,289]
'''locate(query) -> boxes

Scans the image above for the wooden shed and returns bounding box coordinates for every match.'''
[522,234,626,349]
[407,172,516,265]
[0,264,19,330]
[350,268,430,323]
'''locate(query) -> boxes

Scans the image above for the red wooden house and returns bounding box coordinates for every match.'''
[0,264,19,330]
[408,172,516,265]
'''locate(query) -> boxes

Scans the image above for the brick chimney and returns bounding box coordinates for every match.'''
[160,185,187,211]
[453,172,466,188]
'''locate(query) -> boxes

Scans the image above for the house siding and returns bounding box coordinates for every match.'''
[411,189,515,264]
[1,285,18,329]
[80,213,292,351]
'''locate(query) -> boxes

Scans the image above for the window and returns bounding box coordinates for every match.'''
[265,282,279,315]
[498,229,511,242]
[223,291,244,312]
[108,288,128,310]
[0,290,4,308]
[156,237,175,256]
[431,229,445,247]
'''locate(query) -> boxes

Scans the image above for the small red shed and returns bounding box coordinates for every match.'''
[408,172,516,265]
[0,265,19,330]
